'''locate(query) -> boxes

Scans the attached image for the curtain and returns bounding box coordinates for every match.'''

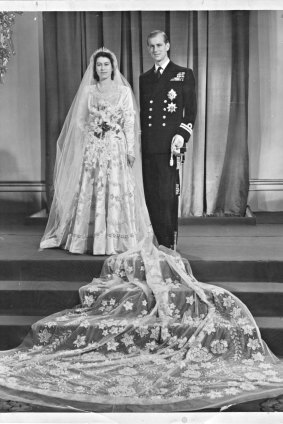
[248,11,283,211]
[43,11,249,216]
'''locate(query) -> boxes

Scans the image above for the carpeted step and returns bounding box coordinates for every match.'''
[0,258,105,282]
[0,281,84,316]
[211,282,283,317]
[0,280,282,317]
[1,257,283,282]
[0,315,42,350]
[1,315,283,356]
[255,317,283,357]
[189,260,283,283]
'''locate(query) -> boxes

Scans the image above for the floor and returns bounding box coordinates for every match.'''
[1,212,283,263]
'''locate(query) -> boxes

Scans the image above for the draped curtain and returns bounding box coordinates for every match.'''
[43,11,249,216]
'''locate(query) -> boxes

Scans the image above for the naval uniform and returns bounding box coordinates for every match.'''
[139,60,197,247]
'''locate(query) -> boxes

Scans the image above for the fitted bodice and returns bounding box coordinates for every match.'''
[88,84,123,111]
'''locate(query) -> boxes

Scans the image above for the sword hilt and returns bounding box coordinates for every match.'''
[173,231,178,251]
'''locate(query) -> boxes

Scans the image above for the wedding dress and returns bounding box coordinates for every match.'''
[1,49,283,412]
[40,50,151,255]
[53,85,142,254]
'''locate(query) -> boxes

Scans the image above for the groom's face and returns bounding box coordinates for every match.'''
[147,34,170,64]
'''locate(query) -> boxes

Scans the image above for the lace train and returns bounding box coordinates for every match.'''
[0,241,283,412]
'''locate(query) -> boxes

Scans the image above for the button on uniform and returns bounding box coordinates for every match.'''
[150,100,153,104]
[148,123,152,127]
[162,123,166,126]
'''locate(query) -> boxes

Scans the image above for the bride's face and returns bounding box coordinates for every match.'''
[96,57,113,82]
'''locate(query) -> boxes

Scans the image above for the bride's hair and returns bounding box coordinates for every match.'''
[93,51,115,81]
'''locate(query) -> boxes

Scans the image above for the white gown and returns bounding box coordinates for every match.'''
[40,85,145,255]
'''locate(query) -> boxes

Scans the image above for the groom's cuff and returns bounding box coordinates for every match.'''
[177,122,193,142]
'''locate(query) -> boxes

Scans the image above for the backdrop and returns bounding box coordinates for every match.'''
[43,11,249,216]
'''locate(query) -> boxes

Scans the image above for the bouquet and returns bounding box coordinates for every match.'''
[86,100,123,139]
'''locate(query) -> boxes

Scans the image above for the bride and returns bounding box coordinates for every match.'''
[40,48,152,255]
[0,49,283,413]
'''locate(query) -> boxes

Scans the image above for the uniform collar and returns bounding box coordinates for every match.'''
[154,58,170,72]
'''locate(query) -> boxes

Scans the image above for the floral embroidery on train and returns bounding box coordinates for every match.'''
[0,246,283,409]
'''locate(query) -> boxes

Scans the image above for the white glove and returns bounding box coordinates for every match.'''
[171,135,184,155]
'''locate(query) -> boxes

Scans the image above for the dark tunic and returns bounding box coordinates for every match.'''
[139,61,197,247]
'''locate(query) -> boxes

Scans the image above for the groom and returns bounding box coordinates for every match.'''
[139,30,197,248]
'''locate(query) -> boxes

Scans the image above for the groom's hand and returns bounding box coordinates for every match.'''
[171,135,184,156]
[127,155,135,167]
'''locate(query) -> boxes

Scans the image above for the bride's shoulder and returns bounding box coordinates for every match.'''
[82,84,96,94]
[119,85,131,97]
[88,84,97,92]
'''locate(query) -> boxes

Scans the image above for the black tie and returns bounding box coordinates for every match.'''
[156,66,162,80]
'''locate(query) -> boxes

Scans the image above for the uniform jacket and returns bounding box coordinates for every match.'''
[139,61,197,155]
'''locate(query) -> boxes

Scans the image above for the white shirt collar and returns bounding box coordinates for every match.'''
[155,58,170,72]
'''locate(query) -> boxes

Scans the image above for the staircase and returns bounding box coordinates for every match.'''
[0,253,283,355]
[0,253,103,350]
[1,214,283,355]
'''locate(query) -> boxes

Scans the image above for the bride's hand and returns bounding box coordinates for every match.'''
[127,155,135,167]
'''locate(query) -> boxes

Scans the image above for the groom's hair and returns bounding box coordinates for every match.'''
[93,51,115,81]
[147,30,169,45]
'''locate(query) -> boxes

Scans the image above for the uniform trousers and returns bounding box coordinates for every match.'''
[142,154,179,248]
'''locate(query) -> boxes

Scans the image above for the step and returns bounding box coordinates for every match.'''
[210,282,283,317]
[0,258,105,282]
[1,315,283,356]
[0,280,282,317]
[188,260,283,283]
[2,229,283,282]
[255,317,283,357]
[0,315,42,350]
[0,281,84,315]
[1,258,283,283]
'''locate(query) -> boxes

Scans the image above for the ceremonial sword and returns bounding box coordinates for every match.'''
[170,144,186,251]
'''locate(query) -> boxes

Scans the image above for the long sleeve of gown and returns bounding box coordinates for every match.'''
[122,87,136,158]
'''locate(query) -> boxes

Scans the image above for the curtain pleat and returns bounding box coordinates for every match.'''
[205,12,233,215]
[214,11,249,216]
[43,11,250,217]
[181,12,207,216]
[120,12,133,87]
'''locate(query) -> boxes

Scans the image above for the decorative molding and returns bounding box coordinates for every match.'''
[0,182,45,192]
[249,179,283,192]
